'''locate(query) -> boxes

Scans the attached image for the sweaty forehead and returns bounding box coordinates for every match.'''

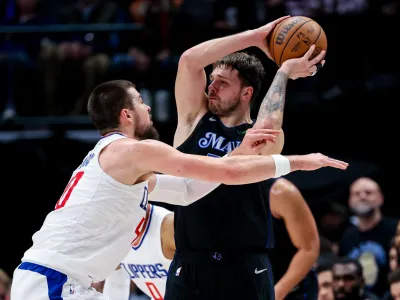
[211,66,239,80]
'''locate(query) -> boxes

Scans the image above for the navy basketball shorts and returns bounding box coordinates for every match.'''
[164,250,275,300]
[285,270,319,300]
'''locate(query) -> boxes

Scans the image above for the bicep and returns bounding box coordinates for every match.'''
[175,58,208,124]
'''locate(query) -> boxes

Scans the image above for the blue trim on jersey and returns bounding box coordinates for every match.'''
[18,262,68,299]
[132,204,154,250]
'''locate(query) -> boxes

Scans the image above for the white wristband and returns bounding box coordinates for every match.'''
[271,155,291,178]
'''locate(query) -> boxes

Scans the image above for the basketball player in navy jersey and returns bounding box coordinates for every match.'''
[269,178,319,300]
[165,17,327,300]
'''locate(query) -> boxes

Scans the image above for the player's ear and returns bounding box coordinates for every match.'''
[242,86,253,102]
[121,109,133,121]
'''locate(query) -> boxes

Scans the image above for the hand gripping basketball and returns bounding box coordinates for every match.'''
[280,45,326,80]
[252,16,291,60]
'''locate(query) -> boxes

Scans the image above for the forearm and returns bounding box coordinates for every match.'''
[255,67,290,129]
[181,30,257,70]
[221,154,302,185]
[275,249,318,300]
[149,174,220,205]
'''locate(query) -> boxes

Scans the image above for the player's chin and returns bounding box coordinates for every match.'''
[208,103,221,115]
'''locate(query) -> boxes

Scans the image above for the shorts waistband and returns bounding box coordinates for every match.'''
[174,249,269,263]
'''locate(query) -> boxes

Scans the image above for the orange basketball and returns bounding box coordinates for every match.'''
[268,16,327,67]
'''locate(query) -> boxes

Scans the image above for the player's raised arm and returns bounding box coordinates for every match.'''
[130,139,348,186]
[175,17,290,127]
[270,179,320,300]
[253,46,326,155]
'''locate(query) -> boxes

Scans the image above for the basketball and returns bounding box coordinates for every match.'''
[268,16,327,67]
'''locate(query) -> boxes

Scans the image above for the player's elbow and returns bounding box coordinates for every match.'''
[254,117,281,130]
[179,50,202,71]
[303,237,320,260]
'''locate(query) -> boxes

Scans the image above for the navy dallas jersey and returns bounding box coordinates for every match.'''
[175,111,274,251]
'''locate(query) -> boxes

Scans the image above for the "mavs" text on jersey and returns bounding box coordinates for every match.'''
[198,132,241,153]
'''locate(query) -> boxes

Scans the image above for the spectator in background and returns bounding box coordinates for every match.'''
[317,201,350,254]
[339,177,398,297]
[316,261,335,300]
[332,257,379,300]
[390,238,400,273]
[111,0,176,123]
[0,0,55,118]
[0,269,10,300]
[40,0,127,115]
[389,268,400,300]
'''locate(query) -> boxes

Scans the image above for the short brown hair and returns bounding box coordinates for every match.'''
[213,52,265,103]
[87,80,136,135]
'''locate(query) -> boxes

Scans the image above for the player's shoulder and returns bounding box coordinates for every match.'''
[105,138,165,156]
[150,205,173,226]
[152,204,172,216]
[271,178,298,196]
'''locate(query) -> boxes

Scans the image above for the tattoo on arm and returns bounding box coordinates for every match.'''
[257,71,289,127]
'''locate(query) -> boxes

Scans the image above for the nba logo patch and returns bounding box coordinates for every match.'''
[175,267,182,276]
[69,284,75,294]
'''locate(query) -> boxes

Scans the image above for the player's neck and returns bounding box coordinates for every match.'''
[218,108,252,127]
[357,210,382,232]
[102,130,128,138]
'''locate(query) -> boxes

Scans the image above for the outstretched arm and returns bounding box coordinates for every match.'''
[253,45,326,155]
[129,139,348,187]
[270,179,320,300]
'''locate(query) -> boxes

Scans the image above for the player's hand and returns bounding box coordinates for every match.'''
[252,16,291,60]
[230,128,280,156]
[279,45,326,80]
[300,153,348,171]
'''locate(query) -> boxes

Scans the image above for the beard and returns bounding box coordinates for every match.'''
[335,286,361,300]
[207,97,240,116]
[136,124,160,141]
[351,203,378,218]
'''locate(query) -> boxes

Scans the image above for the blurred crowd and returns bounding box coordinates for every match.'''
[0,0,399,120]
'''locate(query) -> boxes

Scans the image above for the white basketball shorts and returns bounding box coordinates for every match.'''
[11,262,106,300]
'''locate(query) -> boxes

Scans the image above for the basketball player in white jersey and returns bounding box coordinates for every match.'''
[10,80,348,300]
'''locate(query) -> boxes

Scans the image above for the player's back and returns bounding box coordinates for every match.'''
[22,133,149,285]
[120,204,172,299]
[175,112,274,251]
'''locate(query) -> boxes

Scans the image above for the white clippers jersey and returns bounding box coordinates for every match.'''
[22,133,149,286]
[120,204,172,300]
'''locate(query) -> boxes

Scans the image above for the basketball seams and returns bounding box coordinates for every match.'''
[278,19,313,66]
[270,21,287,63]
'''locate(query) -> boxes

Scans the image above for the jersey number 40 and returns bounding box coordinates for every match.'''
[55,171,84,210]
